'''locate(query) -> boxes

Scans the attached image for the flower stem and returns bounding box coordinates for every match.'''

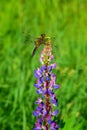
[45,80,49,129]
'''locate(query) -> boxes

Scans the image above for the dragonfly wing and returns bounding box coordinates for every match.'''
[22,30,34,44]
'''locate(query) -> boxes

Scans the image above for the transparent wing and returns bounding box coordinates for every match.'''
[22,30,34,44]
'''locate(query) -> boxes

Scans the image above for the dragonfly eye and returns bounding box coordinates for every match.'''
[41,34,45,37]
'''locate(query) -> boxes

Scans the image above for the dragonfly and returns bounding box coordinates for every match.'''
[32,34,52,57]
[22,31,58,57]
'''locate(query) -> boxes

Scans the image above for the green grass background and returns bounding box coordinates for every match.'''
[0,0,87,130]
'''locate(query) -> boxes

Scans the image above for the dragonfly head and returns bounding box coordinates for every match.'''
[41,34,46,37]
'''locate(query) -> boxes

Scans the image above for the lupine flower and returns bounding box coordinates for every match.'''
[33,36,60,130]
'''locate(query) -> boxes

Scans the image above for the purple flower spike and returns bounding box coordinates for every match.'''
[33,35,60,129]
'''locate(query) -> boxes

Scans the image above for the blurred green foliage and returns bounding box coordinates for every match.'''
[0,0,87,130]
